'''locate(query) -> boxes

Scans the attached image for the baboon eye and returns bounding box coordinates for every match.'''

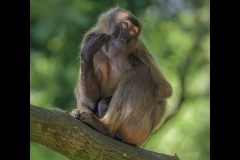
[130,29,136,35]
[122,22,128,28]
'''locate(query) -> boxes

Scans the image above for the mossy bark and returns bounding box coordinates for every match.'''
[30,104,180,160]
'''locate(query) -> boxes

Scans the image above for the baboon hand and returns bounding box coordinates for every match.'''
[81,33,109,62]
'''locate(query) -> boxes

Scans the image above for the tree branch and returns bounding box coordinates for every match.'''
[30,104,180,160]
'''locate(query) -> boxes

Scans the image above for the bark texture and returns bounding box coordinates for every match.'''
[30,104,180,160]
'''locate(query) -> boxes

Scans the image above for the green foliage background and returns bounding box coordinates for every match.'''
[30,0,210,159]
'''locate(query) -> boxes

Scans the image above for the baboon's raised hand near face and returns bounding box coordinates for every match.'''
[71,7,172,147]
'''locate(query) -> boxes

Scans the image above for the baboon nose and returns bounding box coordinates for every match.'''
[121,38,126,43]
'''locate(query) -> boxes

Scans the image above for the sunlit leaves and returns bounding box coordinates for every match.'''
[47,38,63,52]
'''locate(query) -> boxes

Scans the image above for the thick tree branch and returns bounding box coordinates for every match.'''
[30,104,180,160]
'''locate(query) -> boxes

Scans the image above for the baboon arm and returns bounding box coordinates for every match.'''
[78,33,109,110]
[78,60,100,110]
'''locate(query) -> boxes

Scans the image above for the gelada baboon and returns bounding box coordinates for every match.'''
[71,7,172,147]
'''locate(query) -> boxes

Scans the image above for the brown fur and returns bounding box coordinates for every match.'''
[72,7,172,147]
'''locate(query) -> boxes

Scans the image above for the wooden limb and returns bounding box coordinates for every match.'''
[30,104,180,160]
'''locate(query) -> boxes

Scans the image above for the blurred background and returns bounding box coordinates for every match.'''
[30,0,210,159]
